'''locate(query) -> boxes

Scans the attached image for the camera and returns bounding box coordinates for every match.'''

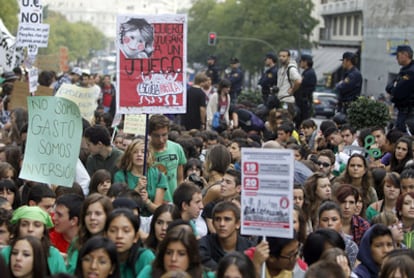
[188,173,204,190]
[271,86,280,94]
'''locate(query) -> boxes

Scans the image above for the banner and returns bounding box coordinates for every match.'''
[56,83,100,122]
[116,14,187,114]
[0,19,24,72]
[20,96,82,187]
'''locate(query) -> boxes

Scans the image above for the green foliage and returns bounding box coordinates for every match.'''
[238,89,262,108]
[188,0,319,73]
[347,97,391,130]
[0,0,19,34]
[38,11,106,62]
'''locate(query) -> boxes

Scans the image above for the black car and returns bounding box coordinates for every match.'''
[313,91,338,118]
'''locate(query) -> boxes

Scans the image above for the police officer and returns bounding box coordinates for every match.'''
[206,55,220,86]
[258,52,278,106]
[226,57,243,104]
[295,54,317,128]
[336,52,362,114]
[386,45,414,132]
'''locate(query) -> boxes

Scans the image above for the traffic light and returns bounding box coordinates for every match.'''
[208,32,217,46]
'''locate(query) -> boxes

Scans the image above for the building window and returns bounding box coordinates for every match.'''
[339,16,344,36]
[354,16,360,36]
[346,15,352,36]
[333,17,337,36]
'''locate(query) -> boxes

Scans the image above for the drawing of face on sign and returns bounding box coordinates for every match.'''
[119,18,154,59]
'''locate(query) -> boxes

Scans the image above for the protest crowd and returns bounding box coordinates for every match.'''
[0,44,414,278]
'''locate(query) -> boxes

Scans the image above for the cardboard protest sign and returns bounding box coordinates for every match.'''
[0,19,24,72]
[9,81,53,110]
[20,96,82,187]
[240,148,294,238]
[123,114,147,135]
[116,14,187,114]
[56,83,100,122]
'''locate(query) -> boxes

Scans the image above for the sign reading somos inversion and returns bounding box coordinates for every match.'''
[20,97,82,187]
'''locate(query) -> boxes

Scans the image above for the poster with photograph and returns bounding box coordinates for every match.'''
[240,148,294,238]
[116,14,187,114]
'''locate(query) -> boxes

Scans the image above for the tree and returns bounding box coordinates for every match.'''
[39,11,106,63]
[187,0,318,75]
[0,0,19,34]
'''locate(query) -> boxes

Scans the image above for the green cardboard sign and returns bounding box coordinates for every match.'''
[20,96,82,187]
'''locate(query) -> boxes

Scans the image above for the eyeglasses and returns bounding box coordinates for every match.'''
[389,222,403,230]
[278,244,301,261]
[316,161,331,168]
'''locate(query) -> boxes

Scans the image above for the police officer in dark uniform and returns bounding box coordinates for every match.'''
[295,54,317,128]
[206,55,220,86]
[258,52,278,106]
[226,57,243,104]
[336,52,362,114]
[386,45,414,132]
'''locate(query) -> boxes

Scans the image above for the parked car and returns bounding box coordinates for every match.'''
[313,91,338,118]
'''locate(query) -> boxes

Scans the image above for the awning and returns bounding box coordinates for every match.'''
[311,47,358,80]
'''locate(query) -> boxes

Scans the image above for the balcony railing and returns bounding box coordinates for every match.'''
[320,0,364,15]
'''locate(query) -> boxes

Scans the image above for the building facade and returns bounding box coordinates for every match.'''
[361,0,414,97]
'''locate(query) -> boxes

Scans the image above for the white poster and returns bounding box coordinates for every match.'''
[240,148,294,238]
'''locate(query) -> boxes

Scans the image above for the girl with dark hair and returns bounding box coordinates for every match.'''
[335,184,370,246]
[9,236,47,278]
[216,251,256,278]
[89,169,112,196]
[0,179,20,210]
[366,171,401,221]
[388,136,414,173]
[0,206,66,274]
[302,228,346,266]
[144,204,177,252]
[206,79,232,133]
[105,208,154,277]
[379,254,414,278]
[75,236,120,278]
[396,192,414,249]
[138,227,214,278]
[202,144,232,205]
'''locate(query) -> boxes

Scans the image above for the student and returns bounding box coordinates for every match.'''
[379,253,414,278]
[0,208,11,247]
[173,182,204,237]
[27,184,56,213]
[67,194,113,274]
[216,251,256,278]
[138,227,214,278]
[249,234,306,278]
[144,204,177,253]
[317,200,359,268]
[303,172,332,229]
[89,169,112,196]
[50,193,84,254]
[202,168,241,233]
[199,201,253,271]
[149,114,187,199]
[114,139,169,212]
[354,224,394,278]
[0,180,20,210]
[75,236,120,278]
[400,168,414,193]
[105,208,155,278]
[1,206,67,275]
[9,236,47,278]
[84,125,124,178]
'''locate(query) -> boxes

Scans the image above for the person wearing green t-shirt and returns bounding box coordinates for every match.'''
[106,208,155,278]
